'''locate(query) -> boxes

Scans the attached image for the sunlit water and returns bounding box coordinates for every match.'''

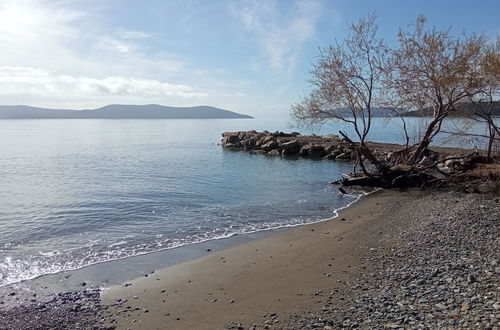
[0,116,496,286]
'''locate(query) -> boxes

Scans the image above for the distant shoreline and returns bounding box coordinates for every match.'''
[0,104,253,119]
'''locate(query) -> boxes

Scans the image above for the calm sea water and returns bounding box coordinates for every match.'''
[0,116,496,286]
[0,117,356,287]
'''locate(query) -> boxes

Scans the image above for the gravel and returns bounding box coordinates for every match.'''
[2,191,498,329]
[262,191,500,329]
[0,288,114,330]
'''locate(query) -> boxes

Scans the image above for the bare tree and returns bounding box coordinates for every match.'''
[291,14,388,175]
[391,16,486,165]
[471,36,500,160]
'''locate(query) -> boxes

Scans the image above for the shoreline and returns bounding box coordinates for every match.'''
[98,188,498,329]
[0,188,370,292]
[1,189,498,329]
[99,188,390,328]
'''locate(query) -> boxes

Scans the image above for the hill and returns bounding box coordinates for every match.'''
[321,107,408,118]
[0,104,253,119]
[403,101,500,117]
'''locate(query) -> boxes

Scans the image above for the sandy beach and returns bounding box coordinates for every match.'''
[98,188,499,329]
[1,189,497,329]
[99,189,403,329]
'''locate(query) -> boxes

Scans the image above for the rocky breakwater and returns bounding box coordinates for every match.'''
[221,130,354,161]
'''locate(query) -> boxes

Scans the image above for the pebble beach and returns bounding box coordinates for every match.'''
[1,189,498,329]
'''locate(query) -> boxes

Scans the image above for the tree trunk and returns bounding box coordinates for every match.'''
[410,117,440,165]
[357,149,370,176]
[487,123,494,160]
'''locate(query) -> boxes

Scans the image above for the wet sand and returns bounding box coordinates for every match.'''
[101,189,394,329]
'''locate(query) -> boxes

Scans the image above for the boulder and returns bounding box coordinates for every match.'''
[322,134,341,142]
[261,140,279,152]
[262,135,275,144]
[336,152,352,160]
[238,131,247,140]
[243,136,258,150]
[222,133,240,145]
[299,144,312,157]
[255,136,267,148]
[324,145,337,154]
[280,140,301,156]
[308,145,326,158]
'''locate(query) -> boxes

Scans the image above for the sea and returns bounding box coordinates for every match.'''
[0,116,496,287]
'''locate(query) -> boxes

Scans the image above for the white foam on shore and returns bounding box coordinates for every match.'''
[0,188,377,287]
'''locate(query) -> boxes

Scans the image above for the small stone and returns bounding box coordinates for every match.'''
[435,303,446,310]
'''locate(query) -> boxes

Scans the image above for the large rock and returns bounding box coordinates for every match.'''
[299,144,312,156]
[222,132,240,145]
[238,131,247,140]
[243,136,258,150]
[308,145,326,158]
[336,152,352,160]
[324,145,337,154]
[322,134,341,142]
[301,144,326,158]
[261,140,279,152]
[280,140,301,156]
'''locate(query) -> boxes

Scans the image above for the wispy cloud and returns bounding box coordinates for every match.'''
[0,0,205,107]
[117,29,154,40]
[0,66,207,100]
[236,0,324,74]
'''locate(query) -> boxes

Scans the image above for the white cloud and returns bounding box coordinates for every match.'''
[237,0,324,74]
[117,29,154,40]
[0,0,207,107]
[0,66,207,101]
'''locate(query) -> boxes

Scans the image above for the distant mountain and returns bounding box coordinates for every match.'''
[403,101,500,117]
[323,107,408,118]
[0,104,253,119]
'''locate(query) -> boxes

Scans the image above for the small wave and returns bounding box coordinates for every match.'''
[0,189,375,287]
[38,250,61,257]
[107,241,127,248]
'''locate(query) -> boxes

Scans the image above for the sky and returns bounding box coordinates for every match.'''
[0,0,499,118]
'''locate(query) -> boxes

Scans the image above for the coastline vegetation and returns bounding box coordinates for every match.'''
[291,14,499,182]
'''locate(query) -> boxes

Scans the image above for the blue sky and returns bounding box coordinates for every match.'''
[0,0,499,117]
